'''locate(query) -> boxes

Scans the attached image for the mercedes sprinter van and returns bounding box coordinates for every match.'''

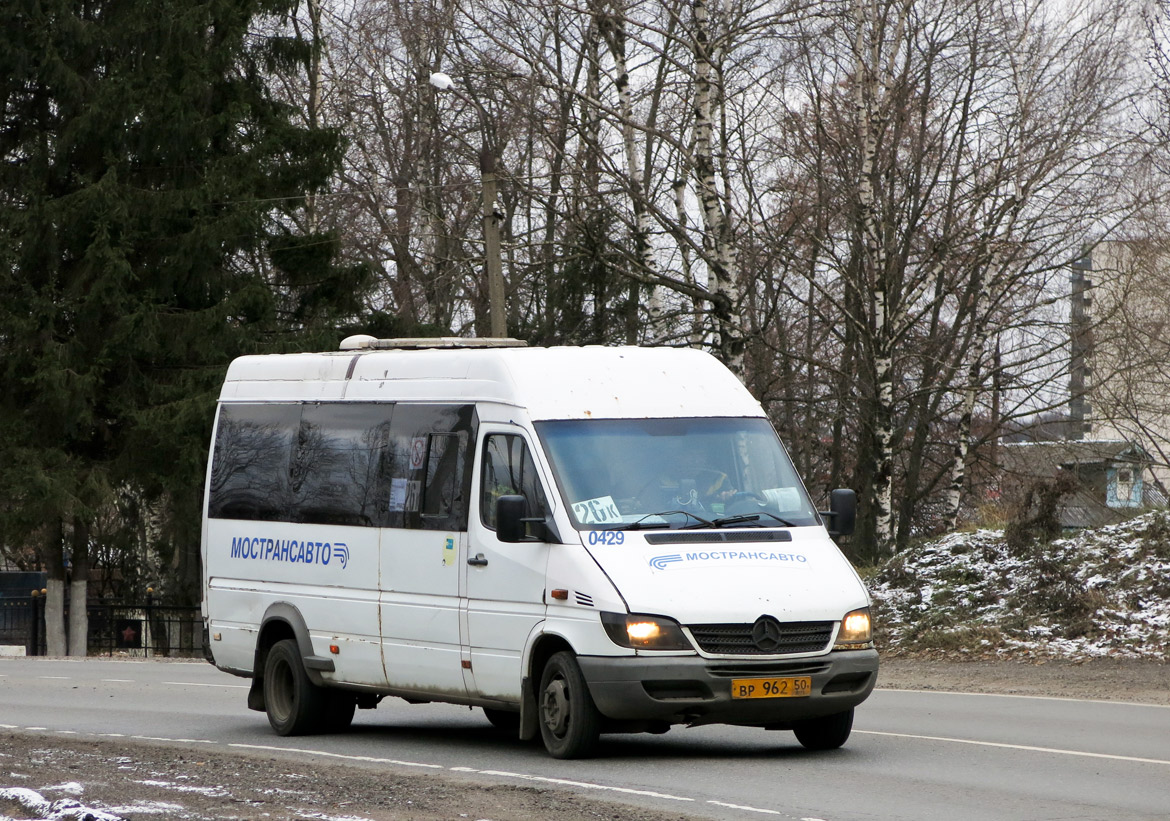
[201,338,877,758]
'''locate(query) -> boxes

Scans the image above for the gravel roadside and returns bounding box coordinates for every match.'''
[877,656,1170,705]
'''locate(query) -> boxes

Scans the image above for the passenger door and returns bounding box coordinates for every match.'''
[463,428,552,701]
[378,404,476,698]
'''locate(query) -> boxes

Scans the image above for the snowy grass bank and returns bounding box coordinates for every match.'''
[869,511,1170,660]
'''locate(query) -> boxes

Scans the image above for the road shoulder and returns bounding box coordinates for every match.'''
[877,656,1170,705]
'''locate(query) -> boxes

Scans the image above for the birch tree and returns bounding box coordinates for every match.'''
[767,0,1146,559]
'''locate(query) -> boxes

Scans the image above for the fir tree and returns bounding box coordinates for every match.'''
[0,0,367,651]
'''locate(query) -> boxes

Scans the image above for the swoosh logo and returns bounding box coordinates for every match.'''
[649,554,683,570]
[333,542,350,569]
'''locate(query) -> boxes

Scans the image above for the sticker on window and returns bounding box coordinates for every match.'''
[762,487,801,510]
[389,477,408,512]
[572,495,622,525]
[410,437,427,470]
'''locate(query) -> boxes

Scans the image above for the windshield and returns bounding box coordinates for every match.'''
[535,417,820,530]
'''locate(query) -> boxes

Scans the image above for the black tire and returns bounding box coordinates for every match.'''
[793,707,854,751]
[483,707,521,734]
[263,639,326,736]
[538,651,601,759]
[319,690,357,733]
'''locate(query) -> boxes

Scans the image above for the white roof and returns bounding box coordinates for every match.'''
[220,344,763,420]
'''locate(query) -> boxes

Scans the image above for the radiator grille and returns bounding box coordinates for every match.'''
[687,621,833,655]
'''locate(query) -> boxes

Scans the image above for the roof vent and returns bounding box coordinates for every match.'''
[339,334,378,350]
[339,336,527,351]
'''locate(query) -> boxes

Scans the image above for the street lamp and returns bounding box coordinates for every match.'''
[429,71,507,338]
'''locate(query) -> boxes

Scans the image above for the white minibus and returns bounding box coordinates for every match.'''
[201,338,877,758]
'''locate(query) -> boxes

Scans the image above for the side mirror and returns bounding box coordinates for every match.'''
[823,488,856,538]
[495,494,564,544]
[496,495,527,543]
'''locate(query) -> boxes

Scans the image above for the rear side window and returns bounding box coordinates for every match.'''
[208,404,299,522]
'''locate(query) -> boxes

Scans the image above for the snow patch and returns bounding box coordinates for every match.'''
[133,779,229,798]
[0,787,127,821]
[105,800,188,815]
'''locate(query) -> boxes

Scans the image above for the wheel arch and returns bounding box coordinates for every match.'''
[527,632,575,684]
[247,603,328,711]
[518,632,576,741]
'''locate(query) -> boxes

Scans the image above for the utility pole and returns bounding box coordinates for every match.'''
[480,146,506,337]
[430,72,507,337]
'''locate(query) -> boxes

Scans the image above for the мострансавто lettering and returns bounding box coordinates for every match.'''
[228,536,350,569]
[685,550,807,563]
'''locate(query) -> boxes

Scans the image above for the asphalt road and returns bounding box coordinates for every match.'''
[2,657,1169,820]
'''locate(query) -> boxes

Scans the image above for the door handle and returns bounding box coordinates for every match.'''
[467,553,489,567]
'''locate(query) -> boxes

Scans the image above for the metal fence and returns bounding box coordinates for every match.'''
[0,596,38,654]
[0,596,204,658]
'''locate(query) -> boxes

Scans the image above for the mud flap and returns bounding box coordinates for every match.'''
[247,677,265,712]
[519,675,538,741]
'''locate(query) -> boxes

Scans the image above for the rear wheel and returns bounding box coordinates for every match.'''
[793,707,854,751]
[538,651,600,759]
[263,639,325,736]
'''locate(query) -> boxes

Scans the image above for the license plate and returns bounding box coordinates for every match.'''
[730,676,812,699]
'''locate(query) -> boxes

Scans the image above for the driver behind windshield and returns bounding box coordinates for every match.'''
[652,448,737,514]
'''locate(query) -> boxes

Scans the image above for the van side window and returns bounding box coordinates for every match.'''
[291,404,391,527]
[386,404,477,530]
[481,434,549,531]
[209,402,475,530]
[208,404,299,521]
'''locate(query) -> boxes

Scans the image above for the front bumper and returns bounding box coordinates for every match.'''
[577,648,878,727]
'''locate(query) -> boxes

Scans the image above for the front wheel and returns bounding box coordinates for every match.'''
[793,707,854,751]
[538,651,601,759]
[263,639,326,736]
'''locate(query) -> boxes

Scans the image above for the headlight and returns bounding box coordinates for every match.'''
[601,612,692,650]
[833,607,873,649]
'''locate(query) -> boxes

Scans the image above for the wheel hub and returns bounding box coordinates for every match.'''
[541,677,570,736]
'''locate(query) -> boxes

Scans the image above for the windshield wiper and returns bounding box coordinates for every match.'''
[683,511,797,529]
[619,510,714,530]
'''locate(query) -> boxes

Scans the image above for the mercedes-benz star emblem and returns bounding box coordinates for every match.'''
[751,615,784,653]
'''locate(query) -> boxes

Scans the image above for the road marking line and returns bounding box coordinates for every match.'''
[858,730,1170,766]
[877,687,1170,709]
[229,749,693,802]
[37,676,70,680]
[101,679,135,683]
[708,800,781,814]
[0,724,17,729]
[162,681,249,689]
[229,743,443,769]
[467,768,693,802]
